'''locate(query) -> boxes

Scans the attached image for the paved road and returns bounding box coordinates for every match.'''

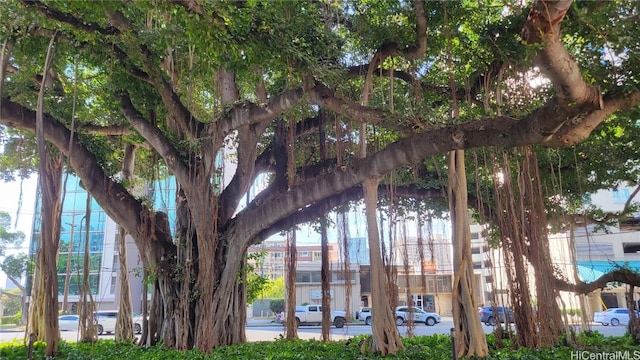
[0,318,628,343]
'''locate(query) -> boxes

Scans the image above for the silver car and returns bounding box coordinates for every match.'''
[395,306,441,326]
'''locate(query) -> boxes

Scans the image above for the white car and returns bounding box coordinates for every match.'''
[58,314,80,331]
[95,310,147,335]
[133,312,145,334]
[395,306,441,326]
[94,310,118,335]
[594,308,640,326]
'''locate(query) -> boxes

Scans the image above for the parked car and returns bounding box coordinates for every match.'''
[478,306,514,326]
[355,307,372,325]
[58,314,80,331]
[94,310,118,335]
[593,308,640,326]
[395,306,441,326]
[132,312,145,334]
[289,304,347,328]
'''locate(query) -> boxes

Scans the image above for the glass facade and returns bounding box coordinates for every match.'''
[30,176,107,296]
[27,171,197,308]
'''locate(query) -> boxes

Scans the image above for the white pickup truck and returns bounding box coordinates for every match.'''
[291,304,347,328]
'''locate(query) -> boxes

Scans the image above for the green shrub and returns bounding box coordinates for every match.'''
[0,332,636,359]
[12,311,21,324]
[0,315,16,325]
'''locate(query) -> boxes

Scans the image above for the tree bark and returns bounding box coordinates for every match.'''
[494,153,538,348]
[30,31,62,357]
[115,229,135,342]
[448,150,488,358]
[285,230,298,339]
[626,285,640,343]
[362,178,404,356]
[115,143,136,342]
[78,193,97,343]
[320,217,331,341]
[521,147,564,346]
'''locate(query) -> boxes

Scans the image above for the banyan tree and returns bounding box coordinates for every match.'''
[3,0,640,357]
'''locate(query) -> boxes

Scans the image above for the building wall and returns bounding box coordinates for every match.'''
[574,230,640,313]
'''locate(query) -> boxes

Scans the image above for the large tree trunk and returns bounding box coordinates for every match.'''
[29,31,63,357]
[448,150,488,358]
[362,178,404,356]
[144,185,251,352]
[28,155,63,355]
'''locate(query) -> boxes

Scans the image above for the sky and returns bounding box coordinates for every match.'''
[0,176,38,289]
[0,176,38,249]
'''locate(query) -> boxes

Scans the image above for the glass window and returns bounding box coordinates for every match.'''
[110,276,117,295]
[311,271,322,283]
[295,272,311,283]
[613,189,630,204]
[57,274,100,295]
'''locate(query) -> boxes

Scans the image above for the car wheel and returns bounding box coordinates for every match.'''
[602,323,609,326]
[97,324,104,335]
[365,317,372,326]
[395,317,404,326]
[295,318,301,328]
[611,318,620,326]
[334,317,346,328]
[425,317,436,326]
[135,323,142,334]
[488,316,496,326]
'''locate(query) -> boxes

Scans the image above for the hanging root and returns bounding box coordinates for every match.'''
[358,335,373,353]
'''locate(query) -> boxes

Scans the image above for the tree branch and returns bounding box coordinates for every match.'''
[523,0,602,110]
[214,88,305,137]
[118,93,193,187]
[77,124,131,136]
[19,0,120,35]
[0,98,171,253]
[543,91,640,147]
[555,268,640,294]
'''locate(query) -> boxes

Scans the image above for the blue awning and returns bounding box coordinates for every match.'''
[577,261,640,282]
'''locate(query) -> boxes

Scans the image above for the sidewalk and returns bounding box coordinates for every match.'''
[0,326,23,333]
[246,318,277,327]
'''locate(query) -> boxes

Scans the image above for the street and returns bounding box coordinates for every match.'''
[0,318,629,343]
